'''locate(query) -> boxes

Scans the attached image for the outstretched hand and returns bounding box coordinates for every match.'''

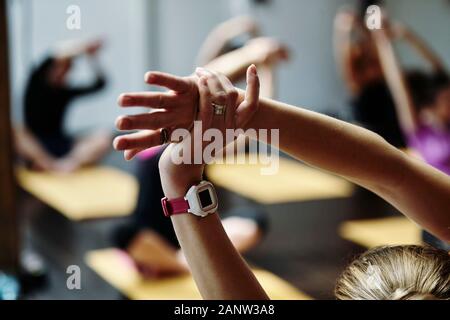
[158,65,260,197]
[114,72,199,160]
[114,65,260,163]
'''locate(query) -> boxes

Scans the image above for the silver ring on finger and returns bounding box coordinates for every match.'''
[160,128,170,145]
[212,103,226,116]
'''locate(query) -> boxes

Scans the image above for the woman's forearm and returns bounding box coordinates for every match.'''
[171,214,269,300]
[402,28,446,73]
[203,45,263,83]
[258,64,276,99]
[248,97,405,191]
[333,10,363,95]
[196,16,259,66]
[372,29,418,134]
[246,96,450,241]
[160,166,268,300]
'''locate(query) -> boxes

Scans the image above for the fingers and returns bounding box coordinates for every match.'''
[124,148,145,161]
[198,77,213,129]
[196,68,238,129]
[113,130,161,151]
[236,65,260,128]
[216,72,239,129]
[196,68,228,106]
[144,71,191,93]
[115,111,176,131]
[244,65,260,105]
[118,92,174,109]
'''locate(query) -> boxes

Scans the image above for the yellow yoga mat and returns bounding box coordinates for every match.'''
[339,217,422,248]
[17,166,138,221]
[206,156,353,204]
[85,248,311,300]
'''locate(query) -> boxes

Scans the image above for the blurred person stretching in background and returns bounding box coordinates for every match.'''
[15,39,111,173]
[334,3,406,148]
[372,17,450,251]
[373,20,450,176]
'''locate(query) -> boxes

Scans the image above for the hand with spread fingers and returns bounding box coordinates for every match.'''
[114,65,260,165]
[113,71,200,160]
[158,65,260,198]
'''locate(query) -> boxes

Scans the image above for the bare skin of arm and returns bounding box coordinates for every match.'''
[118,98,450,302]
[53,39,103,61]
[247,96,450,242]
[158,67,269,300]
[171,213,267,300]
[258,63,276,99]
[116,66,450,242]
[197,17,285,98]
[161,176,268,300]
[111,34,284,278]
[115,67,450,300]
[333,9,366,96]
[196,16,260,66]
[393,23,447,74]
[204,37,288,84]
[114,38,288,160]
[372,28,419,134]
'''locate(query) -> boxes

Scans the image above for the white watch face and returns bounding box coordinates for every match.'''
[185,181,218,217]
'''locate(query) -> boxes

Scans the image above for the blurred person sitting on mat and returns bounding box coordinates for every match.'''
[112,17,289,276]
[334,3,406,148]
[114,65,449,300]
[372,18,450,250]
[18,39,111,173]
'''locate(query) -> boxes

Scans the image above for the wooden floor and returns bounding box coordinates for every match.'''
[19,153,401,300]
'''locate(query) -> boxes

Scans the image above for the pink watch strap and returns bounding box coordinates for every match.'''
[161,197,190,217]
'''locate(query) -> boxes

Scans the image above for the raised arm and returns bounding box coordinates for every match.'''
[115,67,450,243]
[371,28,419,134]
[85,40,106,78]
[115,66,450,301]
[392,23,447,74]
[257,63,277,99]
[196,16,260,66]
[66,40,107,95]
[333,9,366,96]
[246,95,450,242]
[53,38,102,61]
[203,37,289,84]
[157,66,268,300]
[159,155,268,300]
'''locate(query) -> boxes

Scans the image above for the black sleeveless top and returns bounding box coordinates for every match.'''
[352,79,406,148]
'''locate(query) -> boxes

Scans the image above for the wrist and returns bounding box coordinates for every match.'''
[242,44,266,66]
[160,163,205,199]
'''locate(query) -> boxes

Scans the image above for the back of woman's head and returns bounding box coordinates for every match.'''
[335,245,450,300]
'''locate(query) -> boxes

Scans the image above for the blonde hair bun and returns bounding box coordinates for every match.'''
[335,245,450,300]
